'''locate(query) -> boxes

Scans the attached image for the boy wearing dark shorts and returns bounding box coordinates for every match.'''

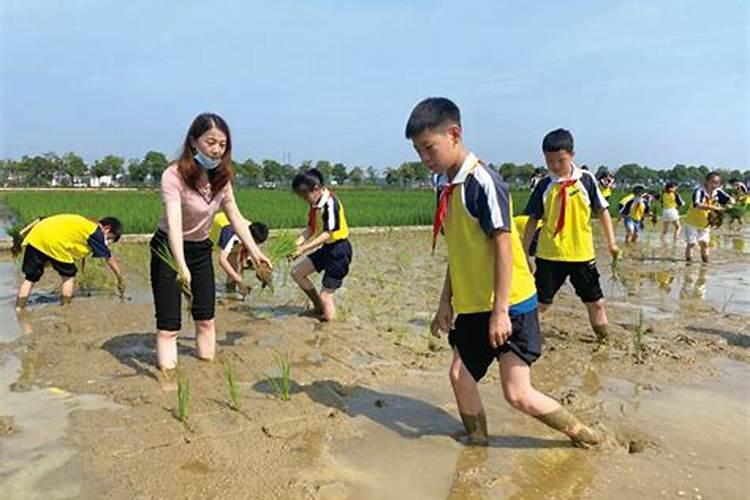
[291,168,353,321]
[16,213,124,311]
[406,98,601,447]
[523,129,619,343]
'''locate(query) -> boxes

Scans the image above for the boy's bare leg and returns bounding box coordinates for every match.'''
[319,289,337,322]
[449,349,488,445]
[60,277,75,305]
[685,242,695,261]
[292,258,324,314]
[499,353,600,446]
[585,299,609,342]
[16,280,34,311]
[699,241,710,263]
[195,319,215,361]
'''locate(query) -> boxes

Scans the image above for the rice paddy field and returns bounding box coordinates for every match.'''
[0,188,689,233]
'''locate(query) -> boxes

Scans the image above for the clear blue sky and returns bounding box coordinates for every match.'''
[1,0,747,170]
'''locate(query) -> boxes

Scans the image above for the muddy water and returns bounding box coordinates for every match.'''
[320,360,750,499]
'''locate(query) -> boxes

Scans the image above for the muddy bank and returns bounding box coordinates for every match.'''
[0,227,748,499]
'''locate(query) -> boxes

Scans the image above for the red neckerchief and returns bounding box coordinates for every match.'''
[554,178,578,237]
[432,184,455,254]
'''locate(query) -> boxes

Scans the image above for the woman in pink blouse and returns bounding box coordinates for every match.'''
[150,113,271,379]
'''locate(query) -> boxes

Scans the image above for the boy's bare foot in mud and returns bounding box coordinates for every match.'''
[460,412,489,447]
[158,368,177,391]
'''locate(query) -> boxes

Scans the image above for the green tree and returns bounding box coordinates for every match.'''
[385,168,401,186]
[332,162,348,184]
[126,158,147,184]
[349,166,365,186]
[141,151,168,181]
[366,166,378,185]
[91,155,125,180]
[60,152,87,184]
[262,159,284,183]
[237,158,262,186]
[315,160,333,183]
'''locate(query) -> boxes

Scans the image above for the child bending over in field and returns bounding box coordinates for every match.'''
[209,212,269,295]
[16,214,124,311]
[406,97,601,447]
[290,168,353,321]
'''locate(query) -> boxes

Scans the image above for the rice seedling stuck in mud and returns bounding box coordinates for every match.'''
[224,360,242,411]
[266,355,292,401]
[151,241,193,308]
[632,309,646,364]
[175,371,192,423]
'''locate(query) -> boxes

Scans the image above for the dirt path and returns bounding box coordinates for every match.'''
[1,228,748,499]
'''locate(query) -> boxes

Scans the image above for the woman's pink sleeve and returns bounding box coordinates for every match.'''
[161,167,182,204]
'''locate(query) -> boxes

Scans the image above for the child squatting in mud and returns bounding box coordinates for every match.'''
[405,97,601,447]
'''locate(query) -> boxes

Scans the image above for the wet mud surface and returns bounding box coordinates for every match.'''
[0,227,748,499]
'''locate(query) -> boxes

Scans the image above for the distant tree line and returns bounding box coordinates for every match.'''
[0,151,746,189]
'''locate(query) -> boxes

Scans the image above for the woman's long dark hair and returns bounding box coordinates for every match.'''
[177,113,234,196]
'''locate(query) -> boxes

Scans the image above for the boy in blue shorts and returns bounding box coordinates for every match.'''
[620,185,650,244]
[406,98,600,447]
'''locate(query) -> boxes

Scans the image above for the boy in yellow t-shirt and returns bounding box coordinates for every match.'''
[16,214,124,311]
[619,185,651,244]
[209,212,268,295]
[405,98,601,448]
[683,172,733,263]
[523,129,619,343]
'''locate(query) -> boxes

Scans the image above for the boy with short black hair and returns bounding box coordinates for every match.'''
[683,172,733,263]
[406,98,601,447]
[523,128,618,343]
[209,212,269,295]
[16,214,124,311]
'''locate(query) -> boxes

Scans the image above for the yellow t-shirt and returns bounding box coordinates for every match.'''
[24,214,107,263]
[524,167,609,262]
[443,154,537,315]
[661,191,684,210]
[209,212,231,246]
[311,189,349,243]
[684,187,733,229]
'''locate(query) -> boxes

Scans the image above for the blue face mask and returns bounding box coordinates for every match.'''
[194,150,220,170]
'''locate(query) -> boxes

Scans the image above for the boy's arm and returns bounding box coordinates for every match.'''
[296,227,312,246]
[223,199,272,268]
[294,231,331,257]
[522,217,539,255]
[219,247,243,284]
[106,256,125,297]
[430,267,453,338]
[488,231,513,349]
[597,209,619,257]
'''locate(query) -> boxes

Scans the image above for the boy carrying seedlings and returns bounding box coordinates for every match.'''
[16,214,124,311]
[209,212,269,295]
[522,129,619,344]
[683,171,734,263]
[619,185,650,244]
[406,97,601,447]
[290,168,353,321]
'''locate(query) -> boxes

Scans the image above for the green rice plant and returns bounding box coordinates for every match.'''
[224,360,242,411]
[266,354,292,401]
[632,309,645,364]
[175,371,191,423]
[152,241,192,306]
[266,231,298,265]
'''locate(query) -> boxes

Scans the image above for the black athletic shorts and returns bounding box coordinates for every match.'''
[448,309,542,382]
[150,230,215,331]
[22,244,78,282]
[534,258,603,304]
[308,239,353,290]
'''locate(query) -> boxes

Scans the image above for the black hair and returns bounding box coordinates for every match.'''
[542,128,574,153]
[405,97,461,139]
[292,168,325,193]
[249,222,269,244]
[99,216,123,242]
[728,178,739,184]
[706,171,721,182]
[665,181,678,190]
[632,185,645,195]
